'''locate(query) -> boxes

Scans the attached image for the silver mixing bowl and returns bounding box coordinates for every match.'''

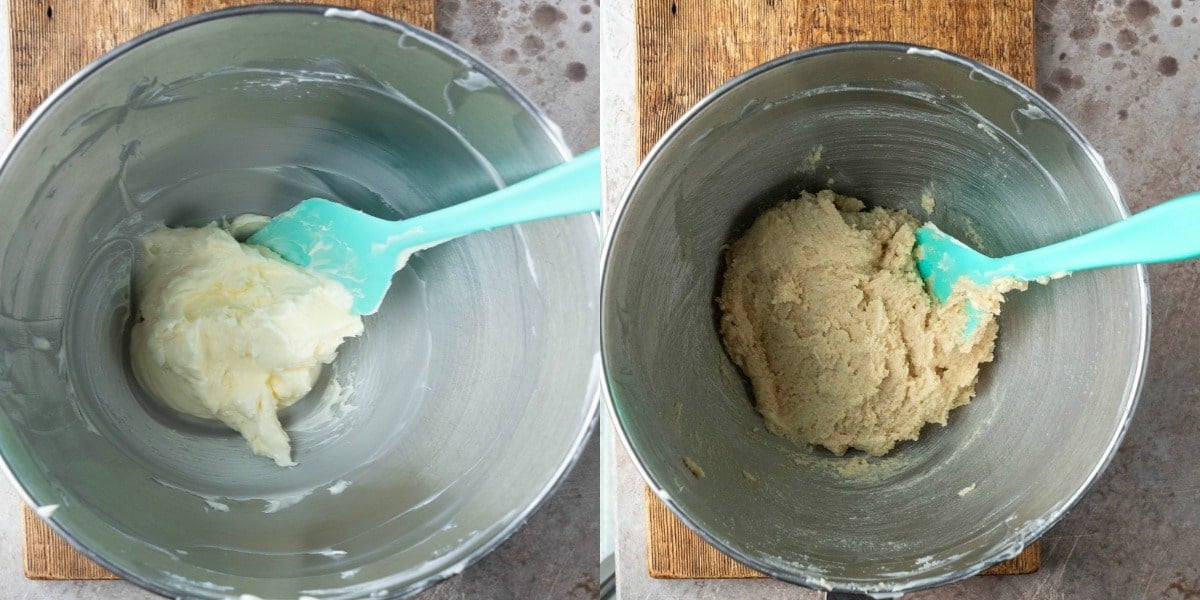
[602,43,1149,595]
[0,6,599,598]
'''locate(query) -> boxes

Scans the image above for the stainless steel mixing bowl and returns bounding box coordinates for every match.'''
[0,6,599,598]
[602,43,1149,595]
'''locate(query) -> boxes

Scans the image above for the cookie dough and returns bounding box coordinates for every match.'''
[130,221,364,466]
[717,190,1000,456]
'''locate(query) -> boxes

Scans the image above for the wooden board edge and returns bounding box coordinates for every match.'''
[21,504,118,580]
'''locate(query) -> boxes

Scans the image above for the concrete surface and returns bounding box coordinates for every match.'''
[604,0,1200,598]
[0,1,600,599]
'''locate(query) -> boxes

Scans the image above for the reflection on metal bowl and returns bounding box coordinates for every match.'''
[0,6,599,598]
[602,43,1147,596]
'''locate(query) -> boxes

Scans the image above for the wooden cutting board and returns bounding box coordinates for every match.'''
[11,0,434,580]
[635,0,1042,580]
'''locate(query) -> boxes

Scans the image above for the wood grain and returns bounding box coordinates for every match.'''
[645,487,761,579]
[10,0,435,129]
[22,505,116,580]
[12,0,433,580]
[636,0,1040,581]
[636,0,1035,158]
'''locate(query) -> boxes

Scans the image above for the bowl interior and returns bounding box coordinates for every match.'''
[603,45,1145,593]
[0,9,599,598]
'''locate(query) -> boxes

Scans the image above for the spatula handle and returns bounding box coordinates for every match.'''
[1003,191,1200,279]
[397,148,601,244]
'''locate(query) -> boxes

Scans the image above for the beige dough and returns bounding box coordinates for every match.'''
[717,190,1002,456]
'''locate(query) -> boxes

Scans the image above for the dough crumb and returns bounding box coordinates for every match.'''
[837,455,872,476]
[741,470,759,483]
[960,217,987,249]
[1035,271,1072,285]
[802,145,824,171]
[717,190,1002,457]
[921,191,936,215]
[683,457,706,478]
[958,483,977,497]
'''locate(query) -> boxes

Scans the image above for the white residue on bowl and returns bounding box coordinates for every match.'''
[904,47,1027,112]
[1017,103,1049,121]
[56,344,68,376]
[290,369,358,435]
[1009,103,1051,137]
[439,71,495,116]
[966,66,1013,90]
[976,121,1002,144]
[905,47,952,60]
[340,568,361,579]
[153,477,234,514]
[322,8,401,30]
[163,571,234,593]
[313,547,347,558]
[204,499,230,512]
[30,336,51,351]
[153,476,317,515]
[957,483,977,497]
[328,480,351,495]
[454,71,494,92]
[263,489,313,514]
[511,226,541,288]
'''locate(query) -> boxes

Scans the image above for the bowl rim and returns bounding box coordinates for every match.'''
[0,4,600,598]
[600,40,1150,595]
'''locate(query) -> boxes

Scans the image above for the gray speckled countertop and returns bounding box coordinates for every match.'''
[0,1,599,598]
[603,0,1200,598]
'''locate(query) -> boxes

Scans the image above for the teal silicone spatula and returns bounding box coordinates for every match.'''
[248,147,600,315]
[915,191,1200,335]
